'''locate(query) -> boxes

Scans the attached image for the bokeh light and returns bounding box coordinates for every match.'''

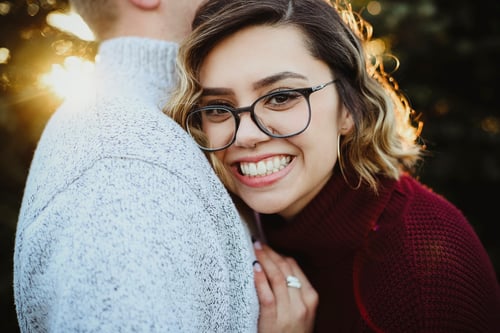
[46,10,95,41]
[0,48,9,64]
[0,1,11,15]
[40,56,94,101]
[481,116,500,135]
[366,1,382,15]
[37,9,96,101]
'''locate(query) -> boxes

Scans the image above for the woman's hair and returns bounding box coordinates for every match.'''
[68,0,118,40]
[165,0,425,192]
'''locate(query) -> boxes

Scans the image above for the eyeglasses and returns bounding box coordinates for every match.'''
[186,79,338,152]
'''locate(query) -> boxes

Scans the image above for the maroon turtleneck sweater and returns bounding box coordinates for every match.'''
[260,172,500,332]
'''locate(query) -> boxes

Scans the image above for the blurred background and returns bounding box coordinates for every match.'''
[1,0,499,331]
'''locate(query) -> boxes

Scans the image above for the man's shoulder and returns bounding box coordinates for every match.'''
[38,93,201,161]
[18,94,217,226]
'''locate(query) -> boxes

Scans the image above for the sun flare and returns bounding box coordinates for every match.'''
[40,56,95,101]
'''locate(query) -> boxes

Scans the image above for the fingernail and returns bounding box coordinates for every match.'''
[253,240,262,250]
[253,260,262,272]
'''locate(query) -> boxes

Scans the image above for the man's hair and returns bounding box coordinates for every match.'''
[69,0,118,40]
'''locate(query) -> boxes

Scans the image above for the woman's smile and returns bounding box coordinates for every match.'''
[231,154,295,188]
[238,155,292,177]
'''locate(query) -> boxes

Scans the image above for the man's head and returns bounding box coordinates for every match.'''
[69,0,206,42]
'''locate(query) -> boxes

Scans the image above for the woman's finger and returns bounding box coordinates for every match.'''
[253,260,278,326]
[254,241,291,305]
[255,242,317,333]
[254,241,292,332]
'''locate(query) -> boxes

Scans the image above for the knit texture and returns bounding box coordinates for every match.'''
[14,37,259,333]
[261,170,500,332]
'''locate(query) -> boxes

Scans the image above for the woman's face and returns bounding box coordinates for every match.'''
[198,24,353,219]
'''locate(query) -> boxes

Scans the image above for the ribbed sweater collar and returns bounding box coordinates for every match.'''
[261,170,397,267]
[94,37,179,104]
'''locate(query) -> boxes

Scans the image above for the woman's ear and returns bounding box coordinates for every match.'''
[129,0,160,10]
[339,106,354,134]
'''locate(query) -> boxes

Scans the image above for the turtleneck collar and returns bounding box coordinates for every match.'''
[260,170,398,267]
[94,37,179,105]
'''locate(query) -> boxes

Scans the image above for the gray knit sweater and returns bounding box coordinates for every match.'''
[14,37,259,332]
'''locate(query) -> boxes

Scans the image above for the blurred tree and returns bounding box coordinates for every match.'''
[1,0,498,332]
[362,0,500,273]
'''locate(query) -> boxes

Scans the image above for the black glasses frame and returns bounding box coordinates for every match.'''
[187,79,339,152]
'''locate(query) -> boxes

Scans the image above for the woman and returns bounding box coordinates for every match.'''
[166,0,500,331]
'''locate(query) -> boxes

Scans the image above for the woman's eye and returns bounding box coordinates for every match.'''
[263,91,302,110]
[271,93,291,104]
[202,107,233,123]
[205,108,229,116]
[202,99,233,108]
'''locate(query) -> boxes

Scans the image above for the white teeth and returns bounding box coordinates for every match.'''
[240,156,291,177]
[266,160,274,171]
[257,161,266,175]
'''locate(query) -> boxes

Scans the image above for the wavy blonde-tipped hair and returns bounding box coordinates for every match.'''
[166,0,424,193]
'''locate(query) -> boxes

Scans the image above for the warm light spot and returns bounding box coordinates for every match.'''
[27,2,40,16]
[366,38,386,56]
[0,1,12,15]
[46,11,95,41]
[481,116,500,134]
[0,47,10,64]
[40,56,95,101]
[434,99,450,116]
[366,1,382,16]
[52,39,75,56]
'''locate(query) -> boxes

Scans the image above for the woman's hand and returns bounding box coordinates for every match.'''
[253,241,318,333]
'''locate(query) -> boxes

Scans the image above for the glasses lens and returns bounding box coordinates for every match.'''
[186,107,236,151]
[186,89,311,151]
[254,90,310,137]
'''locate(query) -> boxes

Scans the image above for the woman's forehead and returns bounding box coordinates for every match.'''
[199,25,326,85]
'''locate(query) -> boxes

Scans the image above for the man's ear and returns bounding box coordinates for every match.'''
[129,0,160,10]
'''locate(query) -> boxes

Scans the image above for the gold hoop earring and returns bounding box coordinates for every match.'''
[337,134,361,190]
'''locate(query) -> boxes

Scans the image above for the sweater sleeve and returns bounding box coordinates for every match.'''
[357,181,500,333]
[407,186,500,332]
[15,157,233,333]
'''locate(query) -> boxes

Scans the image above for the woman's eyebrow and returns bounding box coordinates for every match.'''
[253,71,307,90]
[200,71,307,97]
[200,87,233,97]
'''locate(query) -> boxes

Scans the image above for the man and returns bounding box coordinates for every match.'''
[13,0,258,331]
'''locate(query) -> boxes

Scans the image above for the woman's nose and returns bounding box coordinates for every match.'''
[234,113,270,148]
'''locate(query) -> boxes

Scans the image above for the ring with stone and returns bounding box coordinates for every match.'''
[286,275,302,289]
